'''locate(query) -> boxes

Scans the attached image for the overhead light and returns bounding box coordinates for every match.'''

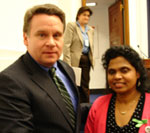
[86,2,97,7]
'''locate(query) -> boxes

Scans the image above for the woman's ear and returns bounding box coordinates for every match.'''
[136,72,140,79]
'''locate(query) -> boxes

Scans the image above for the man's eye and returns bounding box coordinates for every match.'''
[39,34,46,37]
[54,33,61,38]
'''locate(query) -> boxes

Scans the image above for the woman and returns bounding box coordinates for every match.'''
[63,6,94,103]
[85,45,150,133]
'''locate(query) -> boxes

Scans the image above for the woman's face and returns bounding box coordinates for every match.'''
[107,56,140,94]
[78,11,90,25]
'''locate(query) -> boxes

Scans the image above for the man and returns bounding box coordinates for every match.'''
[63,6,94,103]
[0,4,81,133]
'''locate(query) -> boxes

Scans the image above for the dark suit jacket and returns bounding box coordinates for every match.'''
[0,52,81,133]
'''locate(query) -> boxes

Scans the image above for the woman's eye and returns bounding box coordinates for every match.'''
[121,68,129,73]
[108,69,115,75]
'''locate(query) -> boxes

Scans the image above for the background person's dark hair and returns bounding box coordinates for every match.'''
[76,6,93,21]
[23,4,65,35]
[101,45,149,93]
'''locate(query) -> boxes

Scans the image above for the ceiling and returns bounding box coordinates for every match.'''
[86,0,116,8]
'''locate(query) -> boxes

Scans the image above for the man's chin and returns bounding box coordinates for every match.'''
[40,60,56,67]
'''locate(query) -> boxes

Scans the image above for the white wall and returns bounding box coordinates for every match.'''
[88,6,110,89]
[88,0,148,89]
[0,50,24,71]
[0,0,81,71]
[128,0,148,58]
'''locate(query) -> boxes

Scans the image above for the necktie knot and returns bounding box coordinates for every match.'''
[50,67,56,77]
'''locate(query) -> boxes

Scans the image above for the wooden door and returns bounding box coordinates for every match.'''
[109,0,124,46]
[82,0,86,6]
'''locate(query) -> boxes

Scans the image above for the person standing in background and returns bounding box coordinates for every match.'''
[0,4,81,133]
[63,6,94,103]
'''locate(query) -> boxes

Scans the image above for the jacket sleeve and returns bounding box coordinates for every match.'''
[63,22,75,66]
[0,73,34,132]
[84,94,112,133]
[84,101,97,133]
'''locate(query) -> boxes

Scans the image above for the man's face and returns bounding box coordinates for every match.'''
[23,14,64,67]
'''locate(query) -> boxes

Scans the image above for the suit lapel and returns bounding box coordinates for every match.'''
[87,29,92,46]
[22,53,76,129]
[31,72,74,128]
[76,24,84,45]
[87,29,94,54]
[58,60,79,97]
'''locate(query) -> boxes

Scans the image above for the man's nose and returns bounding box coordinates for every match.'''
[45,37,55,47]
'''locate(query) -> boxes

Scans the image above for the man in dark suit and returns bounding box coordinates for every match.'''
[0,4,81,133]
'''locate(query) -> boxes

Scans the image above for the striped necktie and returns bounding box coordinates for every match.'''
[49,67,76,129]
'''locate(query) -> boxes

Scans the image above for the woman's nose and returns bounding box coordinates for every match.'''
[114,72,122,79]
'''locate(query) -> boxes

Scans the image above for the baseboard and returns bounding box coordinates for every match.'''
[90,88,108,95]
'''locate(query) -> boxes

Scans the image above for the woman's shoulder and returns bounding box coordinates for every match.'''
[67,22,76,27]
[87,25,94,31]
[92,94,112,108]
[145,92,150,99]
[65,22,77,31]
[145,92,150,95]
[96,93,112,101]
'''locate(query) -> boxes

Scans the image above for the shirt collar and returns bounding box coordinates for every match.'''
[76,21,89,33]
[39,62,57,72]
[28,53,57,72]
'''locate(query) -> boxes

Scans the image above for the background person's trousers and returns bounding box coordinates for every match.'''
[79,54,91,103]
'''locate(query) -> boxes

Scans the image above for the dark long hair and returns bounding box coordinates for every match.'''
[101,45,149,93]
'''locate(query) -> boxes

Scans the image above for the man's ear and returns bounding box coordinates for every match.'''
[23,32,28,46]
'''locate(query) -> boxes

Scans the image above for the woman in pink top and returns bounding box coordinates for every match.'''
[85,45,150,133]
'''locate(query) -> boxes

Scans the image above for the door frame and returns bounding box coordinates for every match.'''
[123,0,130,45]
[147,0,150,57]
